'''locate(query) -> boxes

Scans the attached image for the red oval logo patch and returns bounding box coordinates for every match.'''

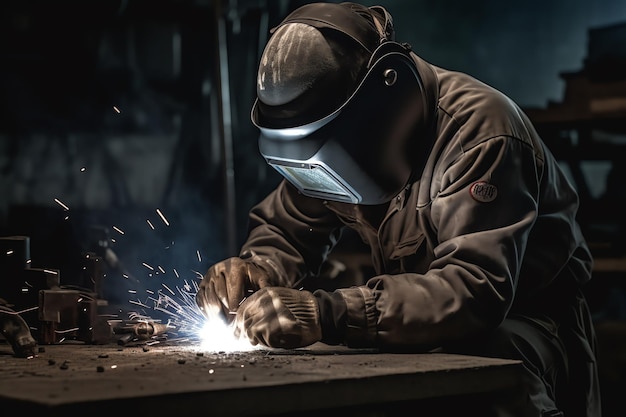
[470,181,497,202]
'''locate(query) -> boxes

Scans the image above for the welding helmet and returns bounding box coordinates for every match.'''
[251,2,435,204]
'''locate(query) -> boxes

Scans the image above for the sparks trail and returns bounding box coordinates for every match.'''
[129,279,206,340]
[121,213,205,338]
[153,280,206,338]
[156,208,170,226]
[126,276,259,351]
[51,170,227,345]
[77,200,255,350]
[54,198,69,211]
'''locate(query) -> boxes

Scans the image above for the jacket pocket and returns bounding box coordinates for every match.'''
[387,234,430,274]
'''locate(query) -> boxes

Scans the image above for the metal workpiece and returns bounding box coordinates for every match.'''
[38,288,110,345]
[1,235,112,346]
[0,303,37,358]
[111,320,172,345]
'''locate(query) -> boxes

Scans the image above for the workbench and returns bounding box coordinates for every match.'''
[0,340,523,417]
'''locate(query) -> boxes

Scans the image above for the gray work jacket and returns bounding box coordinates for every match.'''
[240,53,593,350]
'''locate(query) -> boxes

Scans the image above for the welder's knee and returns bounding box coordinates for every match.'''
[444,318,567,417]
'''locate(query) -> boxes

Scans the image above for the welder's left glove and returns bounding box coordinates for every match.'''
[233,287,322,349]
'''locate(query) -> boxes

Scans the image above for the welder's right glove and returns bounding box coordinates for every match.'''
[195,257,273,323]
[233,287,322,349]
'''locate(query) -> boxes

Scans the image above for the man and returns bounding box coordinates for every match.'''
[196,2,601,416]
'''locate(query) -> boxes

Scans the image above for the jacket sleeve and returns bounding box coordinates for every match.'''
[338,135,542,350]
[240,180,345,288]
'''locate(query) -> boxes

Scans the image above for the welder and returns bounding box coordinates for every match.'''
[195,3,601,416]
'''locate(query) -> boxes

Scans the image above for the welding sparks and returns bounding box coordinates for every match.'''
[156,208,170,226]
[54,198,70,211]
[113,106,121,113]
[127,279,259,352]
[129,299,150,309]
[66,200,254,352]
[162,283,175,295]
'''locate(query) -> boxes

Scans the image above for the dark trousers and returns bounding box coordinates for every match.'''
[445,289,601,417]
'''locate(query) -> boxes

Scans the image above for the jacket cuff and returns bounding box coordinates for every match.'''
[336,286,378,348]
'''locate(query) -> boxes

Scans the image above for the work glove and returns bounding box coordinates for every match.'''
[234,287,322,349]
[195,257,273,323]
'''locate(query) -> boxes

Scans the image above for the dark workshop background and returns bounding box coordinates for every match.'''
[1,0,626,414]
